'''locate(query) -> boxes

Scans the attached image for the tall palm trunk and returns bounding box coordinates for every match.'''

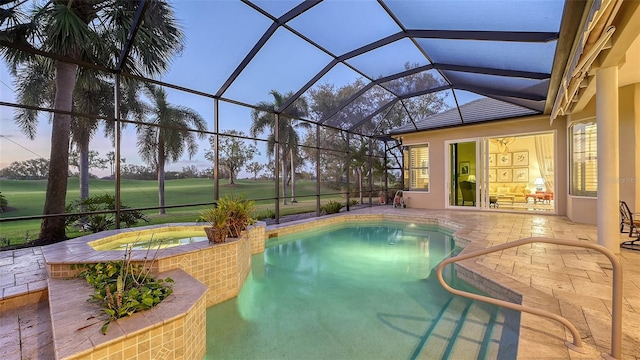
[39,61,77,241]
[290,148,297,203]
[78,138,90,200]
[158,141,166,215]
[280,156,288,205]
[358,169,363,204]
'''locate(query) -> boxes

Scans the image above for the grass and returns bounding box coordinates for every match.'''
[0,177,357,247]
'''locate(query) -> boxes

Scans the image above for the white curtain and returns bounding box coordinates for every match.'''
[534,134,554,193]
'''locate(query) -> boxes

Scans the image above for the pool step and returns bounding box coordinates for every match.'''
[414,296,515,360]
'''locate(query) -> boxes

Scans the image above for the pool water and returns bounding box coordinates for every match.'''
[205,221,519,359]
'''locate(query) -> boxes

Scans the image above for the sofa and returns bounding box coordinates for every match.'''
[489,183,531,203]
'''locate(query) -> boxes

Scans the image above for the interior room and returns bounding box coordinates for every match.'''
[452,133,555,212]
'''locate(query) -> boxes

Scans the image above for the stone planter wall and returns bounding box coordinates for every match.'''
[45,223,266,308]
[49,269,206,360]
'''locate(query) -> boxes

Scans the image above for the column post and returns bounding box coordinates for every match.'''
[596,65,620,253]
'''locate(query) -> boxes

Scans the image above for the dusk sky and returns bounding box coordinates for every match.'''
[0,0,508,177]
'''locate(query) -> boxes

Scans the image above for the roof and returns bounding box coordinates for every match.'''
[389,97,539,135]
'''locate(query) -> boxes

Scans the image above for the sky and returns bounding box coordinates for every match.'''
[0,0,485,178]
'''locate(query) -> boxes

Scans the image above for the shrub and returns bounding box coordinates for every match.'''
[66,194,148,233]
[348,199,358,206]
[256,208,276,220]
[322,200,343,214]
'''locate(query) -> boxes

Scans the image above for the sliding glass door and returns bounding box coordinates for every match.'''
[446,133,555,212]
[447,140,478,208]
[486,132,555,213]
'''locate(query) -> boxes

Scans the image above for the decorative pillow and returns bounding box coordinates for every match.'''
[514,184,526,193]
[497,187,511,194]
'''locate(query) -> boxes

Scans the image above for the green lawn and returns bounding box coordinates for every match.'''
[0,177,349,246]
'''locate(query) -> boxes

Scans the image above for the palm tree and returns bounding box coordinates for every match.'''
[0,0,184,242]
[138,84,206,214]
[71,71,127,201]
[251,90,309,205]
[349,141,370,204]
[12,58,144,204]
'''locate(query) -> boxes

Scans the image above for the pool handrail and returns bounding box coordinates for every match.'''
[436,236,622,360]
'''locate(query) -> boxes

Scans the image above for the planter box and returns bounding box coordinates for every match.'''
[49,269,207,360]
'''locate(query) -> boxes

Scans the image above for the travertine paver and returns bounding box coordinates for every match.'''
[0,300,53,360]
[1,208,639,359]
[0,247,48,300]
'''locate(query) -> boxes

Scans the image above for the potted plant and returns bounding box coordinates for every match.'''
[219,194,256,238]
[200,194,256,243]
[200,205,230,243]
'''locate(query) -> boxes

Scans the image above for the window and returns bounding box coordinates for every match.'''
[570,120,597,196]
[407,144,429,191]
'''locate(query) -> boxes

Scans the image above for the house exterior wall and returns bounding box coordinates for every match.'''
[395,81,638,226]
[619,83,640,214]
[567,83,640,223]
[395,115,567,215]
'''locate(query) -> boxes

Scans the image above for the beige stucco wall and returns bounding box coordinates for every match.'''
[567,83,640,223]
[395,115,567,215]
[619,83,640,214]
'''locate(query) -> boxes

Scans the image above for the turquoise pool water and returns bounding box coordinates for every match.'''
[205,221,518,359]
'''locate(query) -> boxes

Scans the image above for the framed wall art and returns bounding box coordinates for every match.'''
[497,153,512,167]
[459,162,470,175]
[513,168,529,182]
[498,168,512,182]
[488,169,497,182]
[488,154,496,166]
[513,151,528,166]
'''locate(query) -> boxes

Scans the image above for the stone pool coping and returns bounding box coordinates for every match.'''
[43,223,246,265]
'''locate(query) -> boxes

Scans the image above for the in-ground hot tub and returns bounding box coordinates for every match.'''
[89,227,209,250]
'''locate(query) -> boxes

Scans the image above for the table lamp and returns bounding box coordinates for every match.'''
[467,175,476,183]
[534,177,545,192]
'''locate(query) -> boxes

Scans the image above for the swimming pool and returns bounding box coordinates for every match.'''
[205,221,519,359]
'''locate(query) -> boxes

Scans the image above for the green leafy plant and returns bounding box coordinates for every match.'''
[74,242,173,334]
[66,194,148,233]
[321,200,343,214]
[219,194,256,237]
[348,199,358,206]
[264,208,276,219]
[200,194,256,242]
[200,205,231,243]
